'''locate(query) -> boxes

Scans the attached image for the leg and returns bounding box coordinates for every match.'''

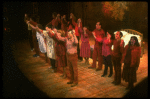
[97,45,103,70]
[88,45,97,68]
[102,56,108,77]
[107,55,113,77]
[115,57,121,85]
[112,56,117,84]
[67,54,74,83]
[70,54,78,87]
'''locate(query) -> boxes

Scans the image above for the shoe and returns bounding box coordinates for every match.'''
[101,74,106,77]
[114,82,120,85]
[108,74,112,77]
[67,81,73,84]
[111,81,116,84]
[88,66,95,69]
[31,48,34,51]
[95,69,101,71]
[33,54,39,57]
[71,83,78,87]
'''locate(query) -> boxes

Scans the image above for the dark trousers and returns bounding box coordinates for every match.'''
[32,32,40,55]
[28,30,34,49]
[50,58,56,69]
[77,36,83,60]
[103,55,113,75]
[112,56,121,84]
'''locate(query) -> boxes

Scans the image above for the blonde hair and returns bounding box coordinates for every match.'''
[57,30,66,37]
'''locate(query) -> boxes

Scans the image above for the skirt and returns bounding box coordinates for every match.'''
[122,63,137,83]
[80,42,91,58]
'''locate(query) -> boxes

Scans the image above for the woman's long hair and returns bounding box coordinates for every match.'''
[128,36,140,47]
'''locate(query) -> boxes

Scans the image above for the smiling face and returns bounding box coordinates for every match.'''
[115,31,121,39]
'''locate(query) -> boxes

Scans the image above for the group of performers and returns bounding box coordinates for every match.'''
[24,12,141,89]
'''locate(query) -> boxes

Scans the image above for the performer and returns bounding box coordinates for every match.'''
[46,12,61,29]
[78,26,92,65]
[99,30,114,77]
[27,16,40,57]
[47,27,67,77]
[72,18,83,61]
[44,25,56,73]
[54,29,78,87]
[24,13,34,51]
[27,21,47,59]
[111,31,124,85]
[67,13,75,30]
[61,15,68,32]
[121,36,141,90]
[88,22,105,71]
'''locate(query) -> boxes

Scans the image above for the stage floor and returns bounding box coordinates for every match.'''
[11,38,148,98]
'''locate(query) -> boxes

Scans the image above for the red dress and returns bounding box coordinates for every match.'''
[48,32,67,68]
[78,27,91,58]
[121,45,141,83]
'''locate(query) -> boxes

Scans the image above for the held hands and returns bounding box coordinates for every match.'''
[120,39,124,46]
[92,32,96,39]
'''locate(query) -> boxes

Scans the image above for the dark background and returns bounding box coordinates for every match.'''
[2,1,148,98]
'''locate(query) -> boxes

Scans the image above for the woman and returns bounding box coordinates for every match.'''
[53,29,79,87]
[121,36,141,90]
[98,30,114,77]
[78,26,92,65]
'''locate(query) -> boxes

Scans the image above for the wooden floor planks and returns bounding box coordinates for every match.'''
[11,39,148,98]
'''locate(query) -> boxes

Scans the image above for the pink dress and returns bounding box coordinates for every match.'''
[78,27,91,58]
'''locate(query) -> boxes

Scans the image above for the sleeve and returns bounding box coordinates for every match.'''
[130,47,141,67]
[74,35,78,44]
[120,40,125,54]
[56,33,66,42]
[120,45,128,63]
[86,29,93,36]
[72,18,77,27]
[78,27,83,34]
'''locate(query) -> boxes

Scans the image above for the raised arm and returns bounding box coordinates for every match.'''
[27,21,36,30]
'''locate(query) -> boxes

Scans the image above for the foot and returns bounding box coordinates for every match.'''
[111,81,116,84]
[101,74,106,77]
[88,66,96,69]
[33,54,39,57]
[78,60,82,62]
[67,81,73,84]
[95,69,102,71]
[114,82,120,85]
[108,74,112,77]
[71,83,78,87]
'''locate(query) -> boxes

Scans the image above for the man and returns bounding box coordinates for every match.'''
[47,12,61,29]
[88,22,105,71]
[28,16,40,57]
[112,31,124,85]
[24,13,34,51]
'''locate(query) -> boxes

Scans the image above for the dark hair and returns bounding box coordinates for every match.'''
[45,24,52,29]
[119,31,123,38]
[128,36,140,47]
[37,24,43,30]
[52,12,57,18]
[106,30,115,40]
[67,19,75,28]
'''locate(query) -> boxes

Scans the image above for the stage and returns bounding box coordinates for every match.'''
[10,37,148,98]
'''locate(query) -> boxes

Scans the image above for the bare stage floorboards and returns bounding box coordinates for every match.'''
[11,37,148,98]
